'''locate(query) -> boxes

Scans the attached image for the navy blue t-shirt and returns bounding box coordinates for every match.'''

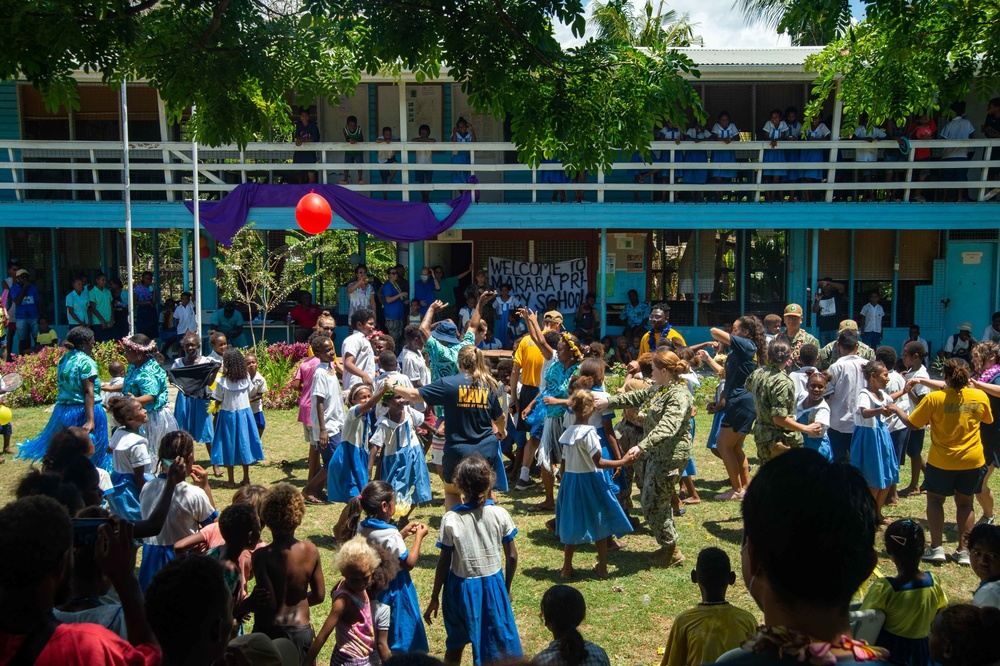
[9,283,39,319]
[980,373,1000,446]
[419,374,503,447]
[723,334,758,401]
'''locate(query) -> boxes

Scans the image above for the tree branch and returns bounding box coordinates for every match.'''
[198,0,233,48]
[490,0,572,76]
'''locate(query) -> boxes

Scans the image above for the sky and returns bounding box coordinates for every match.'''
[552,0,868,49]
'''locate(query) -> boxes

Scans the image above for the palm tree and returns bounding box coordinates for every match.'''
[732,0,851,46]
[590,0,704,48]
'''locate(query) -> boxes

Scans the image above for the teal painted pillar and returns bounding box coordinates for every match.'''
[358,232,368,265]
[51,230,59,327]
[848,229,855,319]
[692,230,700,326]
[787,229,809,306]
[810,229,819,330]
[201,237,219,309]
[599,229,607,338]
[892,230,900,328]
[182,229,189,291]
[152,230,160,297]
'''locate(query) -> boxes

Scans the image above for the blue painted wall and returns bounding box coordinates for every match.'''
[0,82,19,202]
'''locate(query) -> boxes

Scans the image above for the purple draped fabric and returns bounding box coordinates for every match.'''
[183,183,472,247]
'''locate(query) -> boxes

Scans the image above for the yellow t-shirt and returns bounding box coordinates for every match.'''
[908,387,992,470]
[640,328,686,355]
[859,574,947,639]
[35,330,59,346]
[661,603,758,666]
[513,336,544,388]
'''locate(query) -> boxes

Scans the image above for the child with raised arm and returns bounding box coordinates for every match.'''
[662,547,757,666]
[555,389,633,579]
[340,480,430,654]
[425,454,521,666]
[304,536,381,666]
[252,483,326,664]
[327,383,383,504]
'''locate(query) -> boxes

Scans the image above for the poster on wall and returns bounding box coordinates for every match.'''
[626,252,644,272]
[488,257,588,312]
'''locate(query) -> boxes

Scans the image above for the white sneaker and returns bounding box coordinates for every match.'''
[977,515,996,526]
[954,550,971,566]
[922,546,946,563]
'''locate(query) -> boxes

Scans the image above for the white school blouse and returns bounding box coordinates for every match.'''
[110,429,152,475]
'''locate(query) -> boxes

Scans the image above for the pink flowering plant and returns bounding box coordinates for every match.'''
[253,341,311,410]
[1,345,66,407]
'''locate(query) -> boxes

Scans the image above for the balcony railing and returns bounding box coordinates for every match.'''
[0,139,996,204]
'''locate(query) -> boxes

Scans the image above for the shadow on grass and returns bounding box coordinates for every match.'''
[518,527,659,579]
[702,516,745,545]
[308,533,339,551]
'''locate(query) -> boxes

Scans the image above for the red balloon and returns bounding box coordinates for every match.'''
[295,191,332,234]
[200,246,210,259]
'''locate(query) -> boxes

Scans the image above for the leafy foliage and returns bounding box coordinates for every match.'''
[734,0,851,46]
[0,0,704,172]
[590,0,703,48]
[251,340,310,409]
[2,346,66,407]
[804,0,1000,133]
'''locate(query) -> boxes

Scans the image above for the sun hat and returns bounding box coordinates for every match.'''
[783,303,804,318]
[543,311,564,325]
[958,322,973,332]
[431,320,462,345]
[15,269,28,277]
[838,320,859,332]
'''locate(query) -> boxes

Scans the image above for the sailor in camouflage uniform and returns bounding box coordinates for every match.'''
[817,320,875,370]
[776,303,819,369]
[602,353,693,568]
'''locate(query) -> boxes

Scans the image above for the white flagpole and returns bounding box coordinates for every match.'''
[192,106,203,336]
[121,81,135,336]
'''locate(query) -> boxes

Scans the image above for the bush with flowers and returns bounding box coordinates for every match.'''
[0,345,65,407]
[253,341,310,410]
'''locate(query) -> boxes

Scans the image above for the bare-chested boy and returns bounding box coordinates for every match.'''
[251,483,326,662]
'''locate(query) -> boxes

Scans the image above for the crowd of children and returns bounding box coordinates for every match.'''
[7,278,1000,666]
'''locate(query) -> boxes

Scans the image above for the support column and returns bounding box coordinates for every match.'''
[51,230,60,327]
[152,230,160,296]
[826,82,843,204]
[398,81,408,202]
[358,232,368,264]
[848,229,855,318]
[182,229,190,291]
[692,230,700,327]
[892,230,900,328]
[810,229,819,330]
[599,229,607,339]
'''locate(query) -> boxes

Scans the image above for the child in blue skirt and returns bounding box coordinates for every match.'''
[246,352,268,437]
[328,382,382,504]
[852,360,901,523]
[139,430,217,591]
[105,394,153,522]
[556,390,634,579]
[211,348,265,488]
[172,331,218,462]
[17,326,110,470]
[121,333,178,463]
[341,480,431,655]
[371,386,432,507]
[426,454,522,666]
[795,371,833,461]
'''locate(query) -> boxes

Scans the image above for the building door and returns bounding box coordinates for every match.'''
[944,241,996,336]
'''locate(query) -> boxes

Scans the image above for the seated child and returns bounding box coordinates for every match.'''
[251,483,325,663]
[305,536,381,665]
[34,317,59,350]
[662,547,757,666]
[969,524,1000,608]
[532,585,611,665]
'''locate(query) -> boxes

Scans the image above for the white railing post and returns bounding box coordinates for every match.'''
[979,143,992,202]
[398,81,408,202]
[8,148,20,202]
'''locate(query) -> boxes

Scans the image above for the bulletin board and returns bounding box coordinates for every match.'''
[319,87,370,144]
[376,84,444,142]
[606,233,647,302]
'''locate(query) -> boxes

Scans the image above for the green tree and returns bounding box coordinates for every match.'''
[0,0,704,172]
[804,0,999,134]
[591,0,703,48]
[733,0,851,46]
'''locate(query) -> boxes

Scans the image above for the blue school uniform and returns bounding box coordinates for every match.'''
[437,501,522,665]
[711,122,740,180]
[138,475,217,591]
[762,120,789,177]
[850,389,900,489]
[211,377,264,466]
[105,428,153,522]
[172,357,217,444]
[681,128,711,184]
[452,130,473,183]
[555,425,633,544]
[706,380,725,452]
[682,416,697,477]
[801,123,831,180]
[327,405,372,503]
[358,518,430,653]
[796,396,833,462]
[372,407,433,505]
[17,349,110,470]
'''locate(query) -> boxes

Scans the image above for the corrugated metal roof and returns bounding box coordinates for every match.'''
[675,47,825,67]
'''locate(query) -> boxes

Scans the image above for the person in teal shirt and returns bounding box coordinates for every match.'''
[88,271,114,342]
[65,276,90,327]
[209,302,247,347]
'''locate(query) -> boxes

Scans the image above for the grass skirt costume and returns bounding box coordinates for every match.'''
[555,425,633,544]
[17,348,111,470]
[211,377,265,466]
[328,406,371,504]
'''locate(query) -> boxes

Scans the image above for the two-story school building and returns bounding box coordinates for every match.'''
[0,47,998,353]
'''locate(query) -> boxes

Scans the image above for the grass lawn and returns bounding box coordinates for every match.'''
[1,405,994,665]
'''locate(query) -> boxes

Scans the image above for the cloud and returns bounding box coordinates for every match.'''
[553,0,792,49]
